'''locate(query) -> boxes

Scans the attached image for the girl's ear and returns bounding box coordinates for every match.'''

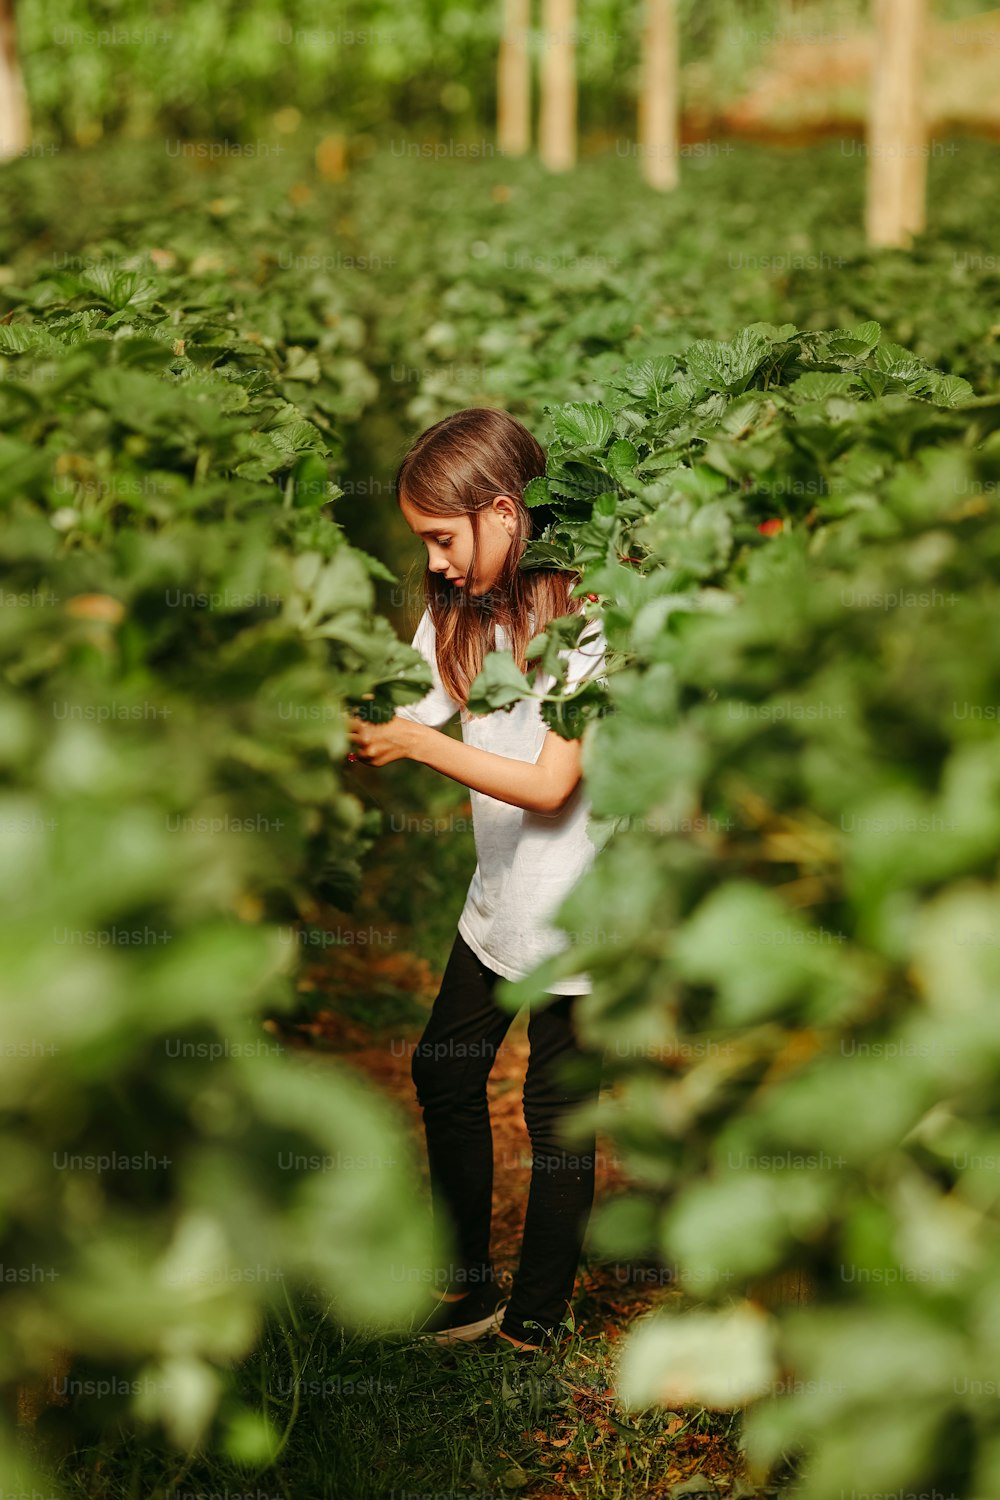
[492,494,519,535]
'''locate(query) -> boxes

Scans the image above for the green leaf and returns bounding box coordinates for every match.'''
[617,1304,776,1410]
[0,323,67,354]
[523,475,552,507]
[133,1354,223,1449]
[671,882,865,1025]
[291,452,332,508]
[919,370,976,407]
[466,650,533,714]
[789,371,862,401]
[283,345,322,382]
[589,1194,661,1258]
[849,319,882,351]
[551,402,615,451]
[79,264,160,311]
[223,1408,283,1465]
[616,356,677,401]
[607,438,639,478]
[583,717,706,819]
[684,329,771,396]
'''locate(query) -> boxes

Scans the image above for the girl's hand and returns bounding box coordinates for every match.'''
[346,713,419,767]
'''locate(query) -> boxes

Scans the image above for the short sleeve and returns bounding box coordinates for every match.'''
[394,608,462,730]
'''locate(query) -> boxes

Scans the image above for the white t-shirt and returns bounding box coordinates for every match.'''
[394,605,608,995]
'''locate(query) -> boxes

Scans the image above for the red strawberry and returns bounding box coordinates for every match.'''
[757,518,784,536]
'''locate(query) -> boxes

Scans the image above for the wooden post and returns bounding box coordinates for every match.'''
[639,0,679,191]
[539,0,576,172]
[865,0,928,248]
[498,0,531,156]
[0,0,30,160]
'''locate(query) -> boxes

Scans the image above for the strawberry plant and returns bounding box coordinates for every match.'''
[475,319,1000,1498]
[0,172,446,1474]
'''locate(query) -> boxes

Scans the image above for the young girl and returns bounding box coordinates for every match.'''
[346,407,607,1357]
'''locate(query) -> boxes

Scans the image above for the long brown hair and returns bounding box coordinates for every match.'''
[395,407,583,711]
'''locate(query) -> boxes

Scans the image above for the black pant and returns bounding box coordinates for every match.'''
[410,928,603,1344]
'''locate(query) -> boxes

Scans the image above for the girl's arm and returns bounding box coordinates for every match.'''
[408,720,583,816]
[346,714,583,817]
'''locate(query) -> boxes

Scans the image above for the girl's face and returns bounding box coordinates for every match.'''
[399,492,519,596]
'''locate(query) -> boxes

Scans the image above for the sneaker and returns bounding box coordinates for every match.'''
[413,1280,510,1344]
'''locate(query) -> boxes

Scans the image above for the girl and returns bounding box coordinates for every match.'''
[346,407,607,1357]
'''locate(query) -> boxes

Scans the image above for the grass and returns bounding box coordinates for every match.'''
[42,1279,781,1500]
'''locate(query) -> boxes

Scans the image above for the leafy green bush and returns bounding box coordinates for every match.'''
[474,320,1000,1498]
[337,139,1000,442]
[0,186,451,1488]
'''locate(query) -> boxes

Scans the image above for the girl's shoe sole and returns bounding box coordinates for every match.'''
[417,1301,508,1344]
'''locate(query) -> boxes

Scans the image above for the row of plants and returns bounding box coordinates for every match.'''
[6,133,999,481]
[0,132,495,967]
[331,136,1000,443]
[467,319,1000,1497]
[0,148,452,1494]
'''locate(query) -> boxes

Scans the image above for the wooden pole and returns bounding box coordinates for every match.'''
[539,0,576,172]
[639,0,679,191]
[498,0,531,156]
[865,0,928,248]
[0,0,30,160]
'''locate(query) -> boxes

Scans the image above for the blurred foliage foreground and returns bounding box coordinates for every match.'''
[0,146,447,1489]
[2,134,1000,1499]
